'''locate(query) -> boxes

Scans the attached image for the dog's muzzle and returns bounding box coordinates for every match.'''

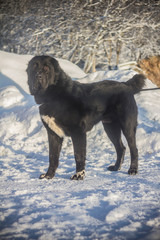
[36,70,43,81]
[29,71,44,95]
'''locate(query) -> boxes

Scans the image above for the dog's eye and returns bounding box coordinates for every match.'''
[33,62,38,69]
[44,65,49,72]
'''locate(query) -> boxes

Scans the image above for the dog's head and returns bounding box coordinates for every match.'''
[27,56,60,96]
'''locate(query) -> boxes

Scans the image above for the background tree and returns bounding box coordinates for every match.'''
[0,0,159,72]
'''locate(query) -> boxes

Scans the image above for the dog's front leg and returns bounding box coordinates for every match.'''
[70,131,86,180]
[39,130,63,179]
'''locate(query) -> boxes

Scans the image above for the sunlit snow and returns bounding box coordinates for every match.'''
[0,51,160,240]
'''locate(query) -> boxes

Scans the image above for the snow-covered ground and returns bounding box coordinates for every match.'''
[0,51,160,240]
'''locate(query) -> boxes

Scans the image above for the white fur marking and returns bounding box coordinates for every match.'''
[41,115,65,138]
[71,170,85,180]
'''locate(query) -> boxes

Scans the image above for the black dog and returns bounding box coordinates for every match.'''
[27,56,145,180]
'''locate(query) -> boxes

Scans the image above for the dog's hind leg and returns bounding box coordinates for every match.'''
[102,121,126,171]
[121,123,138,175]
[39,130,63,179]
[70,130,86,180]
[118,98,139,175]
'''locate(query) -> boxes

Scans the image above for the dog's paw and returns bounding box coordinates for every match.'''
[128,168,138,175]
[108,165,120,171]
[70,170,85,180]
[39,173,54,179]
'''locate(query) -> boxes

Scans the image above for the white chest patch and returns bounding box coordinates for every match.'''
[41,115,65,138]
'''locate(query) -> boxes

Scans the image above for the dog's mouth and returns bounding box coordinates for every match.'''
[29,82,42,95]
[29,73,47,95]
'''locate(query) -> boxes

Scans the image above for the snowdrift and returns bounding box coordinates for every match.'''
[0,51,160,240]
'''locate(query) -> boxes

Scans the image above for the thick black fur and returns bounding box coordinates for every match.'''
[27,56,145,180]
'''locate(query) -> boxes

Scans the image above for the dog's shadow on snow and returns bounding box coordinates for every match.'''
[0,72,29,97]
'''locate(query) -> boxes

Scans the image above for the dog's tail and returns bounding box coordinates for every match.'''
[125,74,146,94]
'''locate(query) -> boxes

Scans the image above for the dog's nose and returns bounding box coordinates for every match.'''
[36,71,43,79]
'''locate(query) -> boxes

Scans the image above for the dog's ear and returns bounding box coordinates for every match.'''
[50,57,61,84]
[50,57,61,73]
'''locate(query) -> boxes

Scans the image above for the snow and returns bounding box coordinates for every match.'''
[0,50,160,240]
